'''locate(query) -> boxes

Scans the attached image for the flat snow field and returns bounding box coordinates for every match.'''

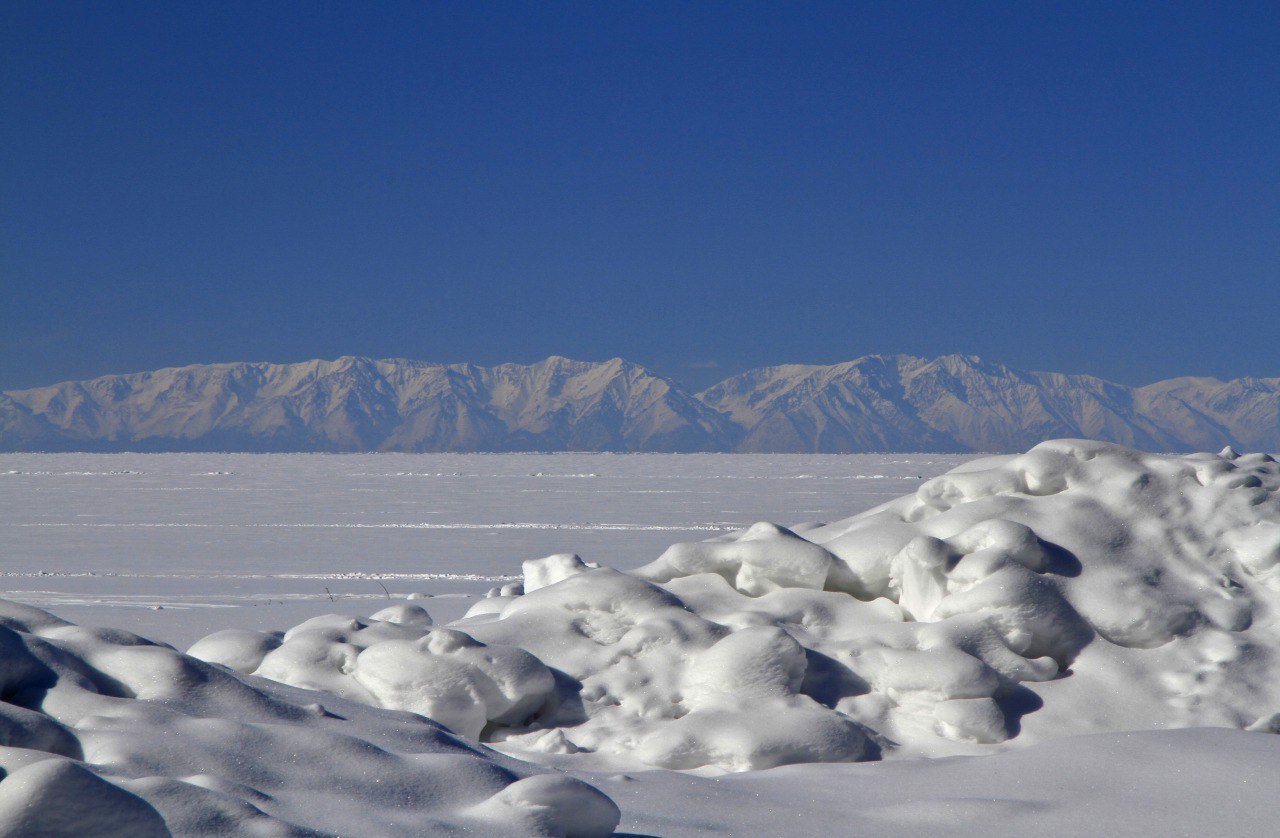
[0,453,966,648]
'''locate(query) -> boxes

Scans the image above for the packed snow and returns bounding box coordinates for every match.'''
[4,444,1280,834]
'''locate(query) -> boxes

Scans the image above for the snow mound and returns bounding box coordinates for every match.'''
[638,521,837,594]
[198,440,1280,772]
[0,600,619,836]
[191,604,557,740]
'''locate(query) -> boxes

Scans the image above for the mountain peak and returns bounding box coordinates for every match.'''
[3,354,1277,453]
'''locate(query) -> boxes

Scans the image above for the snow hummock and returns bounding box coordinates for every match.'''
[192,440,1280,777]
[0,599,619,836]
[191,604,559,741]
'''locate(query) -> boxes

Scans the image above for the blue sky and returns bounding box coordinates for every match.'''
[2,2,1277,390]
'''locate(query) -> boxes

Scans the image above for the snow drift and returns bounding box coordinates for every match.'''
[194,440,1280,774]
[0,600,619,836]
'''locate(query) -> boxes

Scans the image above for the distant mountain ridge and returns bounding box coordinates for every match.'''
[0,356,736,453]
[3,354,1278,453]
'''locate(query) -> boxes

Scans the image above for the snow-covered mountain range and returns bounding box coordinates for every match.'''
[2,354,1277,452]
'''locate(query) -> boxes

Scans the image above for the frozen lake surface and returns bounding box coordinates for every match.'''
[0,452,967,647]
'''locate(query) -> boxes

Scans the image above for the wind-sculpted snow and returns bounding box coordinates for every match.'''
[194,440,1280,777]
[0,601,620,836]
[190,603,559,741]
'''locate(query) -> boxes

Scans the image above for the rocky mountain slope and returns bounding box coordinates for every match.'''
[3,354,1277,452]
[699,354,1181,453]
[0,356,738,452]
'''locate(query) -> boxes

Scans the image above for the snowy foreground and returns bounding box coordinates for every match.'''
[3,443,1280,835]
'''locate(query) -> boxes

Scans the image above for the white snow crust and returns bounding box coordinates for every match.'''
[192,440,1280,776]
[0,451,959,646]
[8,441,1280,835]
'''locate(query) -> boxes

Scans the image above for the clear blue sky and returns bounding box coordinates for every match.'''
[2,2,1277,391]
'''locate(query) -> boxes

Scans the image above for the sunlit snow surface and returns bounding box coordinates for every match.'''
[5,448,1280,836]
[0,453,964,647]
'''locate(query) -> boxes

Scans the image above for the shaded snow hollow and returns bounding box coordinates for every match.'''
[193,440,1280,776]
